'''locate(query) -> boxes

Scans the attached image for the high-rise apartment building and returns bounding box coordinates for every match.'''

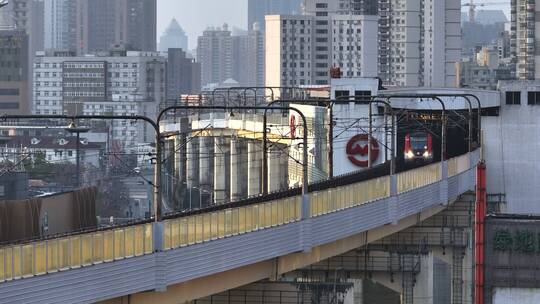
[374,0,460,87]
[247,0,303,31]
[331,14,378,78]
[76,0,157,54]
[166,48,201,101]
[266,14,378,88]
[159,19,188,53]
[269,0,461,87]
[266,15,314,88]
[0,30,30,114]
[232,25,265,87]
[511,0,540,79]
[43,0,77,51]
[197,25,234,87]
[266,0,381,88]
[247,0,302,89]
[197,24,264,88]
[268,0,379,86]
[424,0,461,87]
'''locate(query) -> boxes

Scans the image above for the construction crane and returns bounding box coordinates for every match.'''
[462,0,508,24]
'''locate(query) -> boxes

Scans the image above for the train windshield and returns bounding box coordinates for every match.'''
[410,136,427,150]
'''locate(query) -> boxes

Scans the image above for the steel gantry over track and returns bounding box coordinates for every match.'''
[0,92,484,304]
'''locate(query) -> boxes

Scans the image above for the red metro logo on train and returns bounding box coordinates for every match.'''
[346,134,379,168]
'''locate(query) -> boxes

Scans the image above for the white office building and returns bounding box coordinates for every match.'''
[33,49,166,147]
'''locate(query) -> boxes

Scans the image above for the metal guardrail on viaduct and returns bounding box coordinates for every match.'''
[0,150,480,304]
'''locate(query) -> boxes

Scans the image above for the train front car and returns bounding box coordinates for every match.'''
[404,132,433,164]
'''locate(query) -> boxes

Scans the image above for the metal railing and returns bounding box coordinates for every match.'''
[310,176,390,217]
[0,152,477,283]
[164,197,301,250]
[397,162,442,194]
[0,223,153,282]
[448,153,471,177]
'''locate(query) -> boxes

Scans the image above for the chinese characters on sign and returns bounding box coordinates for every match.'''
[406,112,445,122]
[493,229,537,253]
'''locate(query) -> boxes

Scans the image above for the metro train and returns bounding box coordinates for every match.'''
[404,132,433,163]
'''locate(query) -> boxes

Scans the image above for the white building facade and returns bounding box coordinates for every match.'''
[267,0,461,88]
[33,50,166,148]
[266,15,315,88]
[265,14,378,89]
[331,15,378,78]
[511,0,540,79]
[387,0,460,87]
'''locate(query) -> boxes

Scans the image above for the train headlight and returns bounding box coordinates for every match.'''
[423,151,431,158]
[405,150,414,159]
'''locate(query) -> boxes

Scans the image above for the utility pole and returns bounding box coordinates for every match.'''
[65,121,90,188]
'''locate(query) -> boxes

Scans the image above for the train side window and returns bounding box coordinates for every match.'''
[528,91,540,105]
[505,91,521,105]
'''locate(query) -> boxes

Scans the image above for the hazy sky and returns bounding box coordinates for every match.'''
[157,0,247,51]
[156,0,510,52]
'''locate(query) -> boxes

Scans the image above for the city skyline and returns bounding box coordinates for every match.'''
[2,2,540,304]
[156,0,511,51]
[157,0,247,51]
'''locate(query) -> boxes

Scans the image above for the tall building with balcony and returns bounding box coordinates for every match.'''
[301,0,379,85]
[196,25,234,87]
[265,8,378,88]
[232,25,265,87]
[265,15,315,88]
[268,0,460,87]
[382,0,460,87]
[197,24,264,88]
[511,0,539,79]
